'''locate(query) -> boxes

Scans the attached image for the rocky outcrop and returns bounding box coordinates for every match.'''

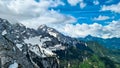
[0,18,59,68]
[0,35,34,68]
[0,35,59,68]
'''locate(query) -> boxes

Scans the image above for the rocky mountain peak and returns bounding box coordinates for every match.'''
[0,18,92,68]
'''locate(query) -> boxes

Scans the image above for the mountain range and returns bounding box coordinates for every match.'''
[0,18,120,68]
[79,35,120,49]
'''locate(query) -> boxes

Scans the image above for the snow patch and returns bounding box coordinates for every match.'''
[8,61,18,68]
[24,36,51,46]
[24,36,41,45]
[16,36,19,38]
[48,44,66,51]
[43,48,55,56]
[16,44,23,51]
[49,32,57,37]
[2,30,7,35]
[40,37,51,43]
[13,47,16,51]
[85,43,88,46]
[24,36,55,57]
[30,45,55,57]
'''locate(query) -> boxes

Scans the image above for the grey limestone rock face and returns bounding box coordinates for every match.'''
[0,35,59,68]
[0,36,34,68]
[0,18,59,68]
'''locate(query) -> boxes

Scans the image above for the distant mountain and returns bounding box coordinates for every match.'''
[0,18,119,68]
[79,35,120,65]
[79,35,120,49]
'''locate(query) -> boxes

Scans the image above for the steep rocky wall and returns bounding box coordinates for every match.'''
[0,35,59,68]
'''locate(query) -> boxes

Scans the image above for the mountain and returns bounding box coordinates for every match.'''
[79,35,120,66]
[79,35,120,49]
[0,18,120,68]
[0,18,62,68]
[0,18,94,68]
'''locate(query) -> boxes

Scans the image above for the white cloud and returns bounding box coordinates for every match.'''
[105,0,113,3]
[52,20,120,38]
[21,10,76,29]
[101,2,120,13]
[67,0,80,6]
[0,0,76,29]
[93,15,110,21]
[93,0,99,5]
[67,0,86,9]
[80,2,86,9]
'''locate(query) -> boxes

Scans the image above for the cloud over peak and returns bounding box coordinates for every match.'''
[54,20,120,39]
[0,0,75,29]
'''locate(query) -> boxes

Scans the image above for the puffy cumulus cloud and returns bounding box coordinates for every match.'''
[79,2,86,9]
[21,10,76,29]
[0,0,76,29]
[101,2,120,13]
[67,0,86,9]
[53,20,120,39]
[93,0,99,5]
[93,15,110,21]
[67,0,80,6]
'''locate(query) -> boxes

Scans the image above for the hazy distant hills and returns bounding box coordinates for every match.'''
[79,35,120,49]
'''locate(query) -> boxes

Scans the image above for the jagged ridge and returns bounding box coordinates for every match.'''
[0,18,91,68]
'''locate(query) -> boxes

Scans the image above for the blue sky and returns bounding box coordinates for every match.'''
[50,0,120,25]
[0,0,120,38]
